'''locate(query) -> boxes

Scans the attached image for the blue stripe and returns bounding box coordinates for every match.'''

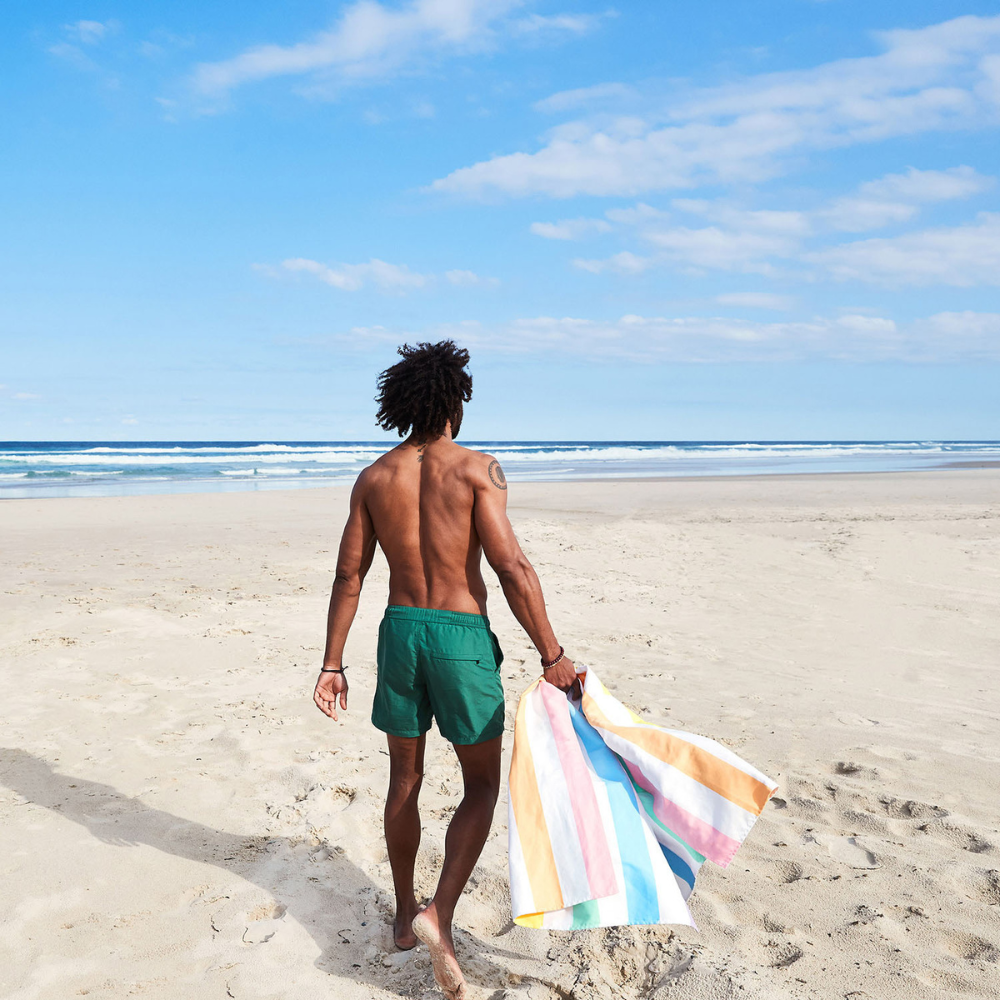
[659,843,696,894]
[568,702,660,925]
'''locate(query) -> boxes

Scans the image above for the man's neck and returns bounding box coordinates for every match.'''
[405,424,454,448]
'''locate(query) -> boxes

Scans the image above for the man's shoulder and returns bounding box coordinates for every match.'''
[455,446,507,491]
[354,449,397,489]
[454,444,498,471]
[454,443,493,464]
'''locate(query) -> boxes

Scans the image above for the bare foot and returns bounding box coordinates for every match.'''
[394,910,417,950]
[412,904,467,1000]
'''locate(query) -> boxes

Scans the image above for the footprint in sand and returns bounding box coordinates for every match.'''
[770,943,804,968]
[242,902,287,945]
[774,861,806,884]
[879,796,947,821]
[975,869,1000,904]
[942,931,1000,963]
[805,833,880,869]
[918,818,993,854]
[836,713,881,727]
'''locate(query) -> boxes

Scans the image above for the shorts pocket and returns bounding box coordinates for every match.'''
[489,630,504,669]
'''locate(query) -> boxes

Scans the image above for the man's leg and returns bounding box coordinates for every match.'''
[412,734,502,999]
[384,733,426,949]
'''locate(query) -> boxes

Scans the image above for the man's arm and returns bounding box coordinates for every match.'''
[314,473,377,720]
[473,456,577,691]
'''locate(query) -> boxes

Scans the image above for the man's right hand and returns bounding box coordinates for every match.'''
[543,655,579,695]
[314,669,348,721]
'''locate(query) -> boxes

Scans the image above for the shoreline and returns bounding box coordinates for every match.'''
[3,460,1000,502]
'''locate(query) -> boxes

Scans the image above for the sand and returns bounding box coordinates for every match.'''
[2,470,999,1000]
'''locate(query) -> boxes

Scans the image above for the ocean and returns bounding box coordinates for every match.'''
[1,440,997,499]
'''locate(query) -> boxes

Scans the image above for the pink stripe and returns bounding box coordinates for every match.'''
[625,761,743,867]
[538,683,618,899]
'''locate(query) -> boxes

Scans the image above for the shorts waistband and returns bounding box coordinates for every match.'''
[384,604,491,628]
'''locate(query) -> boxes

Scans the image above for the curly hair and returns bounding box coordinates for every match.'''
[375,340,473,440]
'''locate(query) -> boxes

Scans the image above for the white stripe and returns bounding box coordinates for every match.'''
[541,907,574,930]
[524,687,592,906]
[507,802,536,922]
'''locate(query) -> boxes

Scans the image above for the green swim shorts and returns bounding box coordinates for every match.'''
[371,605,505,745]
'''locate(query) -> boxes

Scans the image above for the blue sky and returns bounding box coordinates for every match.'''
[2,1,999,440]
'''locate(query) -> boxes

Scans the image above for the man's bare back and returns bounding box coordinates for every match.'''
[360,436,498,615]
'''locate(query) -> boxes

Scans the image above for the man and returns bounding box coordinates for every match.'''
[312,340,576,1000]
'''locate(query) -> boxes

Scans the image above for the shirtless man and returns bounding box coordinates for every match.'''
[312,340,577,1000]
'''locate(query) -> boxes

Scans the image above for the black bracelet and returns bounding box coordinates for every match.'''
[320,666,346,674]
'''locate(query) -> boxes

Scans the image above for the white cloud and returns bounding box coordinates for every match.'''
[716,292,794,310]
[65,20,118,45]
[444,268,499,286]
[573,250,651,274]
[258,258,496,292]
[821,166,994,231]
[919,309,1000,342]
[47,42,98,70]
[192,0,519,97]
[338,309,1000,361]
[530,202,666,240]
[579,205,1000,282]
[510,12,608,37]
[577,225,797,274]
[189,0,595,102]
[12,391,42,400]
[432,15,1000,198]
[809,213,1000,286]
[859,165,994,201]
[671,200,812,235]
[533,81,637,113]
[646,226,797,271]
[48,20,122,76]
[529,217,613,239]
[538,162,996,278]
[819,198,917,233]
[603,202,669,225]
[279,257,430,291]
[835,314,899,334]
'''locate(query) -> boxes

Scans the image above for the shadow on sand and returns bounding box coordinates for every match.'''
[1,748,566,999]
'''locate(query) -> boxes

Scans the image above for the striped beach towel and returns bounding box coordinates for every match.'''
[508,666,778,930]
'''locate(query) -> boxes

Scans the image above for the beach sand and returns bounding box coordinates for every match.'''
[2,470,999,999]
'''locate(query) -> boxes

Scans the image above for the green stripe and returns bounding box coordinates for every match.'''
[620,759,706,864]
[570,899,601,929]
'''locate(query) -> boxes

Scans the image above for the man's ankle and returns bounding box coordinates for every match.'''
[429,902,455,927]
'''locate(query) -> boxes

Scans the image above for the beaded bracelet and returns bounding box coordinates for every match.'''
[541,646,565,670]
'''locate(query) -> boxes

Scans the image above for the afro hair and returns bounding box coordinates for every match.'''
[375,340,473,440]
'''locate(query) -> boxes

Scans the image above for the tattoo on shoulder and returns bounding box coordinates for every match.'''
[488,459,507,490]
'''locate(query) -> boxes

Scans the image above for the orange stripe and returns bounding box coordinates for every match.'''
[510,681,564,912]
[582,694,773,814]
